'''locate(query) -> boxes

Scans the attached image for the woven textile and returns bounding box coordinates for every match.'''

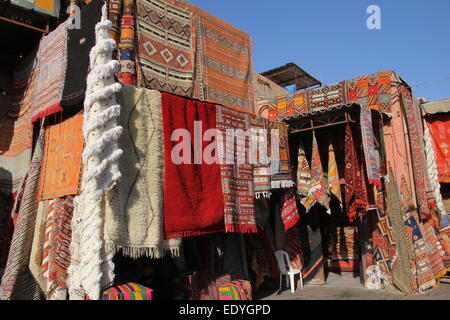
[0,50,36,195]
[40,196,73,298]
[136,0,195,96]
[308,132,330,213]
[344,124,367,222]
[400,174,439,292]
[426,115,450,183]
[216,105,256,233]
[162,93,225,238]
[218,280,252,300]
[34,0,60,17]
[269,121,293,189]
[77,5,123,300]
[399,86,431,221]
[117,0,136,85]
[105,85,181,258]
[329,226,359,271]
[108,0,122,44]
[307,81,347,111]
[327,140,342,205]
[296,139,311,197]
[29,200,49,293]
[360,105,381,187]
[37,113,84,200]
[267,91,307,120]
[386,167,416,295]
[62,0,104,109]
[251,117,270,199]
[196,8,254,111]
[280,188,300,231]
[101,283,153,300]
[190,272,231,300]
[0,127,45,300]
[31,21,68,123]
[421,221,446,281]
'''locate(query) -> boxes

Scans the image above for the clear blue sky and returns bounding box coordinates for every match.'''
[191,0,450,101]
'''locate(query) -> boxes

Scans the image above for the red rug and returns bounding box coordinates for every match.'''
[161,93,225,239]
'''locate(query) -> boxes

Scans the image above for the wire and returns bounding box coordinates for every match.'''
[409,76,450,88]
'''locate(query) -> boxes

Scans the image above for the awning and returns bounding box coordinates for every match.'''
[421,97,450,115]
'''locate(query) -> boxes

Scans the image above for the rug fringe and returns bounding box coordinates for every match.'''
[106,243,182,260]
[271,180,294,190]
[255,191,271,199]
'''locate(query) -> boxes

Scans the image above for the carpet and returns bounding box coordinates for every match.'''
[347,71,392,113]
[386,167,416,295]
[306,81,347,111]
[196,8,255,111]
[0,127,45,300]
[251,116,271,199]
[162,92,225,238]
[308,131,330,213]
[344,123,367,222]
[360,105,381,187]
[77,5,123,300]
[269,121,293,190]
[327,140,342,205]
[136,0,196,96]
[216,104,256,233]
[108,0,122,44]
[117,0,136,85]
[400,86,433,221]
[279,188,300,231]
[37,112,84,200]
[105,85,181,258]
[426,114,450,183]
[31,21,68,123]
[0,49,36,195]
[296,139,311,197]
[284,223,303,271]
[62,0,104,110]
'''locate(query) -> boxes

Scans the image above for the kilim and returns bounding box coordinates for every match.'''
[136,0,196,96]
[251,116,271,199]
[108,0,123,44]
[31,21,68,123]
[216,104,256,233]
[279,188,300,231]
[296,139,311,197]
[62,0,104,109]
[34,0,60,17]
[37,112,84,200]
[162,93,225,238]
[399,86,432,221]
[400,176,436,292]
[117,0,136,85]
[0,127,45,300]
[101,283,153,300]
[386,167,416,295]
[196,8,255,111]
[308,132,330,213]
[347,71,393,113]
[0,50,36,195]
[266,91,307,120]
[269,121,294,189]
[327,140,342,205]
[426,115,450,183]
[329,225,359,272]
[344,124,367,222]
[306,81,347,112]
[40,196,73,299]
[360,105,381,187]
[105,85,181,258]
[421,221,446,282]
[218,280,252,300]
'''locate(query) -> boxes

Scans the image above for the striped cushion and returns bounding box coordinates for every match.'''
[101,283,153,300]
[218,280,252,300]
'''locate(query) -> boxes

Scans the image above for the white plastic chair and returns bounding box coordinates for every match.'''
[275,250,303,294]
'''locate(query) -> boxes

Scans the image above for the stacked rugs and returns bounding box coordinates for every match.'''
[218,280,252,300]
[101,283,153,300]
[134,0,255,112]
[329,225,359,272]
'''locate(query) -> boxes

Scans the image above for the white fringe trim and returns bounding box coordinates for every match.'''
[271,179,294,189]
[106,243,181,260]
[255,191,271,199]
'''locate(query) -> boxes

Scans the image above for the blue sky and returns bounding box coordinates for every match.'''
[191,0,450,101]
